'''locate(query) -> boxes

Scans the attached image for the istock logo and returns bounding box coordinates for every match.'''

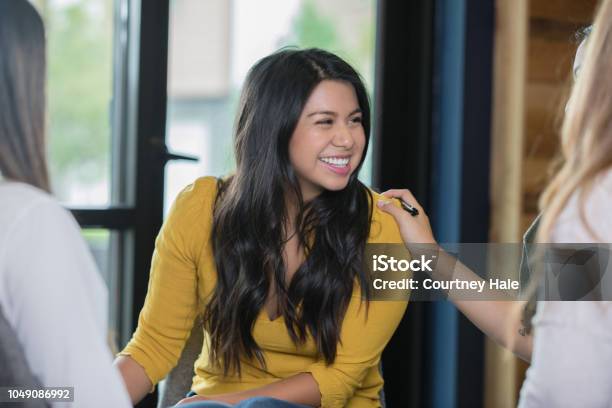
[372,254,435,272]
[542,246,611,301]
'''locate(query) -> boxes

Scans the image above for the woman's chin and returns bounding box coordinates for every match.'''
[299,175,353,200]
[321,178,351,192]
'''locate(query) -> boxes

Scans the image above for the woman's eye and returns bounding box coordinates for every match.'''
[316,119,333,125]
[350,116,363,124]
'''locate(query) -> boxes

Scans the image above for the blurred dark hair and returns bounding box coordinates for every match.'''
[0,0,49,192]
[204,48,373,375]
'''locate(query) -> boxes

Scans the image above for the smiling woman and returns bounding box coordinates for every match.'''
[115,48,407,408]
[290,80,366,199]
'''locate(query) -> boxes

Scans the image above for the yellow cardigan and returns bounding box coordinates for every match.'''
[119,177,408,408]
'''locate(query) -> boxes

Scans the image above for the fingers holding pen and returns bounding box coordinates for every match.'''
[380,189,426,217]
[376,188,436,245]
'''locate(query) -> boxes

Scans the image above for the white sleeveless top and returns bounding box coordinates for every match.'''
[518,169,612,407]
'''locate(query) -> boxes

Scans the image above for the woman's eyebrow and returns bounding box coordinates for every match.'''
[306,108,362,117]
[307,110,337,117]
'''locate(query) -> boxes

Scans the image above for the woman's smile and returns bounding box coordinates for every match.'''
[318,155,352,175]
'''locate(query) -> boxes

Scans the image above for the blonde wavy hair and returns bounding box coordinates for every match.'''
[537,0,612,242]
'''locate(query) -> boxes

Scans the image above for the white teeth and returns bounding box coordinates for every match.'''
[320,157,349,167]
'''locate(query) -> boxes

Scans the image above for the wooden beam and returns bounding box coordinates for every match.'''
[486,0,528,406]
[490,0,527,243]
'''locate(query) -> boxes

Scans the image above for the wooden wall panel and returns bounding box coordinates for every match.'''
[530,0,598,23]
[522,0,595,233]
[527,31,576,82]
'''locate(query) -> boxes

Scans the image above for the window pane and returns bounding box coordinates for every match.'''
[83,229,111,284]
[82,228,120,349]
[31,0,114,207]
[165,0,377,211]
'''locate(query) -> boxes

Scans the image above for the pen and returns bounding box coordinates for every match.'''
[399,198,419,217]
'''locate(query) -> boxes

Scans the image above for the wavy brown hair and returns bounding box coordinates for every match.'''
[204,48,374,376]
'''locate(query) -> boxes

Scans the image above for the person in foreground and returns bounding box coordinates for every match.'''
[0,1,131,407]
[378,0,612,406]
[115,48,408,408]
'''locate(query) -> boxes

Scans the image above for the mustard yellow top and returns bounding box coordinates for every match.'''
[119,177,408,408]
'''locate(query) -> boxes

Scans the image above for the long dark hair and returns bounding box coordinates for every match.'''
[0,0,49,192]
[204,48,374,375]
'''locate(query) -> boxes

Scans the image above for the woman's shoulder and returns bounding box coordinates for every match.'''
[0,181,57,212]
[175,176,219,205]
[168,176,219,219]
[0,182,101,300]
[0,181,76,240]
[367,189,404,244]
[163,177,220,250]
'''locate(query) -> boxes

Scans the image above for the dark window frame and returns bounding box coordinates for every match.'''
[67,1,171,406]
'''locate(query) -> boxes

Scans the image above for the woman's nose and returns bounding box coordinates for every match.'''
[332,126,354,148]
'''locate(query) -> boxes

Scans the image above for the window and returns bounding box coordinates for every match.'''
[30,0,141,349]
[165,0,378,211]
[29,0,378,357]
[31,0,115,207]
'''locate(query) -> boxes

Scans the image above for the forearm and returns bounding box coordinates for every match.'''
[430,249,533,361]
[377,192,534,361]
[114,355,153,404]
[185,373,321,407]
[454,300,532,361]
